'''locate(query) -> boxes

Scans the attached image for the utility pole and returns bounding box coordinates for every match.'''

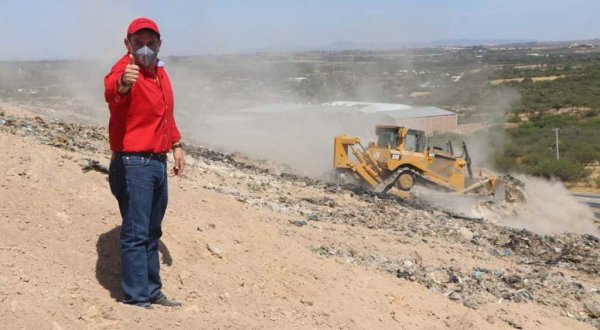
[553,128,560,160]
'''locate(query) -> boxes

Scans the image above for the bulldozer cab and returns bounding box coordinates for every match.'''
[375,125,426,152]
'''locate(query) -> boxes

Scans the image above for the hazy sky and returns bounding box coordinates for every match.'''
[2,0,599,60]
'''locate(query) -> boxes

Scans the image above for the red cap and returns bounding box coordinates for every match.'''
[127,18,160,37]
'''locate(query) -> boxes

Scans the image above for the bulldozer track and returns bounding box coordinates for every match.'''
[373,167,416,193]
[374,167,452,194]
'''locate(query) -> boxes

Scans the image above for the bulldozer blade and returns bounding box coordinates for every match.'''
[461,178,494,195]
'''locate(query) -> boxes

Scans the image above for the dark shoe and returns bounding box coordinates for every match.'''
[150,294,182,307]
[125,302,153,309]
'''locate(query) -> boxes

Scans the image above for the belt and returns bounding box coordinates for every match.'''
[116,152,167,162]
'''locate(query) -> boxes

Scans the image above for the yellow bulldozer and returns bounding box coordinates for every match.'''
[333,125,502,199]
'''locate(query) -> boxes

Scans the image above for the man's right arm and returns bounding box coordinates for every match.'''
[104,54,139,105]
[104,58,130,106]
[116,75,132,95]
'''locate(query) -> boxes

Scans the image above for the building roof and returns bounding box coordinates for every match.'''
[239,104,353,114]
[324,101,413,113]
[382,106,456,119]
[237,102,456,119]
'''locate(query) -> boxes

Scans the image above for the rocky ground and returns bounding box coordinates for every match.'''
[0,102,599,329]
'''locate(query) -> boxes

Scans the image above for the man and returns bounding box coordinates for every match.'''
[104,17,184,309]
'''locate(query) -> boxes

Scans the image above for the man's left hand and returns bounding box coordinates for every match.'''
[172,147,185,176]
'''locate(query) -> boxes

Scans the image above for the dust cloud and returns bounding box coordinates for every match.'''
[495,176,599,236]
[464,86,521,168]
[185,108,401,177]
[420,175,599,237]
[426,83,599,237]
[166,55,415,178]
[429,84,521,169]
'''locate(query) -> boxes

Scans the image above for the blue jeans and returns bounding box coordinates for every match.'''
[109,153,168,305]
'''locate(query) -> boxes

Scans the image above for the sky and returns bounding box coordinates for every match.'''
[2,0,600,60]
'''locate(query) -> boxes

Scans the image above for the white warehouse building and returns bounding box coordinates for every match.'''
[238,101,457,135]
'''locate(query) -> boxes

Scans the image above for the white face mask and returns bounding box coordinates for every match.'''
[133,46,157,68]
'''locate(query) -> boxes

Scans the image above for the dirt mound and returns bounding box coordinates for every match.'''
[0,104,598,329]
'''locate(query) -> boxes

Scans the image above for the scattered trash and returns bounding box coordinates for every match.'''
[0,114,107,153]
[395,268,415,281]
[302,196,337,208]
[307,214,319,221]
[80,159,109,174]
[584,301,600,318]
[206,244,222,258]
[289,220,308,227]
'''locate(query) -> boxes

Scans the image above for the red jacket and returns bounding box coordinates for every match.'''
[104,54,181,153]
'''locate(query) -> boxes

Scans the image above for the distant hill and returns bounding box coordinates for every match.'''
[316,39,539,51]
[427,38,537,47]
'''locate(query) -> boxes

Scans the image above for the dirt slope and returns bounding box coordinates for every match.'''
[0,104,597,329]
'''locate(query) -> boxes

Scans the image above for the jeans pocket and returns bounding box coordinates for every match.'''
[122,155,150,167]
[109,158,124,198]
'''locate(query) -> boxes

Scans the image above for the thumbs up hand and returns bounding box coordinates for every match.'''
[121,53,140,86]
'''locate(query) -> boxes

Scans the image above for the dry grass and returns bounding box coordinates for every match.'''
[490,75,566,85]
